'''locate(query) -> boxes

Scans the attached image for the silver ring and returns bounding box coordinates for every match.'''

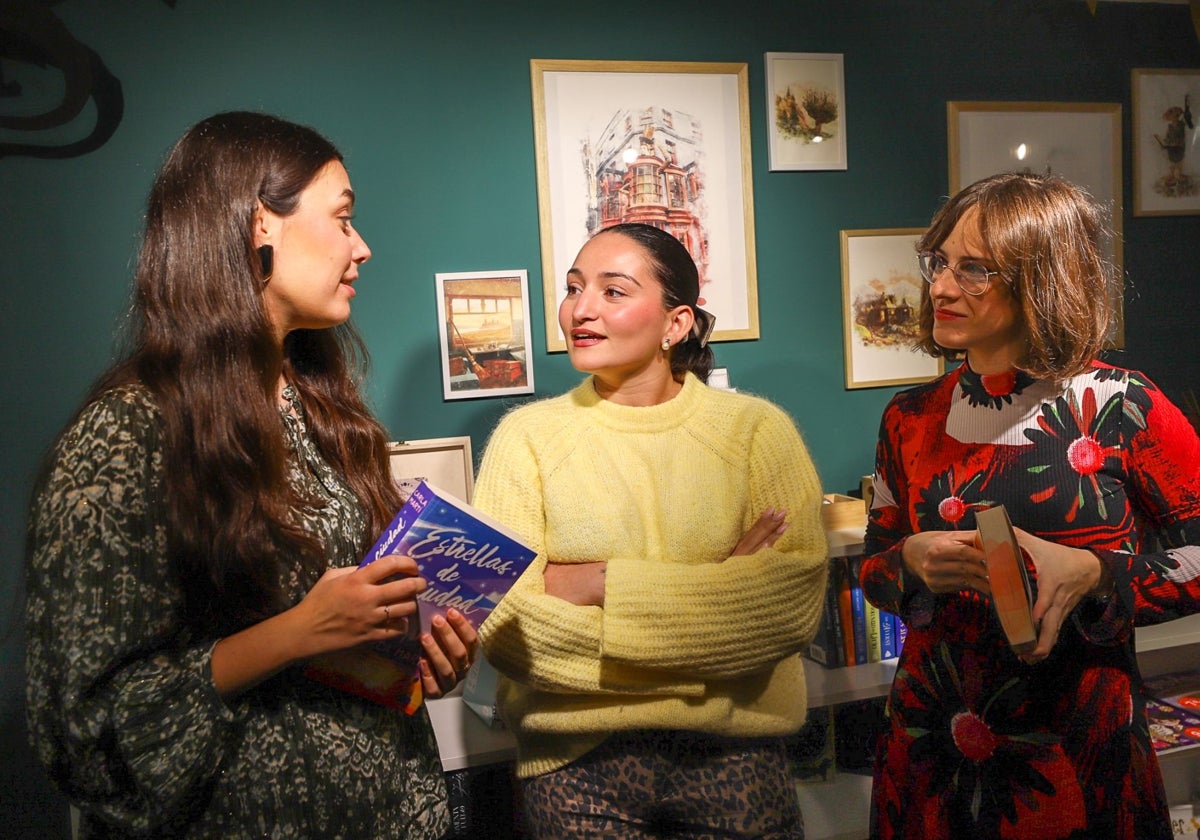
[383,604,391,622]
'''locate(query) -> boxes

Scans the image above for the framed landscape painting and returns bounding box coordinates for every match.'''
[435,269,535,401]
[840,228,943,390]
[531,58,759,351]
[764,52,847,171]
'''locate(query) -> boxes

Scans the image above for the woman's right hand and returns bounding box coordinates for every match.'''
[292,554,428,659]
[901,530,990,595]
[731,508,789,557]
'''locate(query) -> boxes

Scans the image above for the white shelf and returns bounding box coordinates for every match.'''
[1136,613,1200,653]
[804,657,897,708]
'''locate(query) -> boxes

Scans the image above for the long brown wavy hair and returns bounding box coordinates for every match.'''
[914,171,1117,380]
[85,112,401,635]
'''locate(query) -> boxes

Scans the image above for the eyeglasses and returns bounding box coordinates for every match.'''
[917,251,1003,296]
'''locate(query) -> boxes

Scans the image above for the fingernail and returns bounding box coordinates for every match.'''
[433,614,447,628]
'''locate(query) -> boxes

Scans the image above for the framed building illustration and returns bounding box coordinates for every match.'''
[530,58,759,351]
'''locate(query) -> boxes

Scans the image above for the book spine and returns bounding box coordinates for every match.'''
[895,616,908,655]
[835,556,857,667]
[849,557,868,665]
[864,596,882,663]
[879,611,897,660]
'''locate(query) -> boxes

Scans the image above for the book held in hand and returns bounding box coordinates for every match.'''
[975,504,1037,654]
[304,480,537,713]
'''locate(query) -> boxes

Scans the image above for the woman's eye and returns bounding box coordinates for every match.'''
[603,287,626,299]
[338,215,355,231]
[960,261,990,279]
[564,284,580,296]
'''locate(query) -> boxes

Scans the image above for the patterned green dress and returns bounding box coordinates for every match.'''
[26,385,450,839]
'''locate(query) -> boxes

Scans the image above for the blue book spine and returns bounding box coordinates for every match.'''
[849,557,868,665]
[879,611,898,660]
[895,616,908,655]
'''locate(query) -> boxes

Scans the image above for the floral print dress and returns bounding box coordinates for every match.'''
[25,386,449,839]
[861,362,1200,839]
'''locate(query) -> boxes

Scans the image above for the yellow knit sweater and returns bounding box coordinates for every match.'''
[473,373,829,778]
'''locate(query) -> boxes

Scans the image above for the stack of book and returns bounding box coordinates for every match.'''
[1143,669,1200,755]
[806,555,906,668]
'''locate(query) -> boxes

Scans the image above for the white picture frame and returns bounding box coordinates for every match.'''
[387,437,475,503]
[764,52,847,171]
[435,269,535,401]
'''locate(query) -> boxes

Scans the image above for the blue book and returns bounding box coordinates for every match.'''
[849,557,868,665]
[305,480,536,714]
[360,480,537,635]
[879,611,898,660]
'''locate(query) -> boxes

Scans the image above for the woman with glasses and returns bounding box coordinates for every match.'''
[859,171,1200,839]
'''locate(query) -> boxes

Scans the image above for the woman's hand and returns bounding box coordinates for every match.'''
[544,561,607,607]
[731,508,789,556]
[292,554,428,658]
[418,608,480,698]
[1011,528,1106,664]
[211,554,427,698]
[901,530,990,595]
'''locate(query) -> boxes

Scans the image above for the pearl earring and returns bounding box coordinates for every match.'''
[661,337,671,351]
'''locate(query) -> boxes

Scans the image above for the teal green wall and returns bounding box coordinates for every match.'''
[3,1,1198,834]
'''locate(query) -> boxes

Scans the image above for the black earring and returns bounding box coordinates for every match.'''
[257,244,274,281]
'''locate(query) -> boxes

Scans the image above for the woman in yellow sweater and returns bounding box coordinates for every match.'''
[474,223,829,838]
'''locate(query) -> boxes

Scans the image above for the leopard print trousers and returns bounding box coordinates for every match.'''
[521,729,805,839]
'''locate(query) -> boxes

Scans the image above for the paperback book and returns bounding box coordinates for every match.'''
[304,480,537,714]
[975,504,1037,654]
[1146,698,1200,754]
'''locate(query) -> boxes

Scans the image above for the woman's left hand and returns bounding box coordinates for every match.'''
[418,607,479,698]
[1012,527,1105,664]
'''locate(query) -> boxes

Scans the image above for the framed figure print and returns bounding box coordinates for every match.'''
[1132,69,1200,217]
[840,228,943,390]
[764,52,847,171]
[435,269,535,401]
[531,59,759,351]
[948,101,1124,345]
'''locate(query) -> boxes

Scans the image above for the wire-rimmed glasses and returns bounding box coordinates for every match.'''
[917,251,1003,296]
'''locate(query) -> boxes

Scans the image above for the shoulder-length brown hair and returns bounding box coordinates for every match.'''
[86,112,400,635]
[915,171,1117,380]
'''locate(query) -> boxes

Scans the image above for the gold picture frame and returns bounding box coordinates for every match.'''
[531,58,759,351]
[840,227,944,390]
[947,101,1124,346]
[1132,68,1200,217]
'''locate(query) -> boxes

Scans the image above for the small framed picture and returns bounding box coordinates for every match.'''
[1132,68,1200,217]
[435,269,535,401]
[388,437,474,502]
[840,228,943,390]
[764,52,847,171]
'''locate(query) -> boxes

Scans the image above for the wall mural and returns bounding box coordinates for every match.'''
[0,0,174,160]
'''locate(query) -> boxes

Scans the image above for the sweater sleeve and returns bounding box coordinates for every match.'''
[25,391,242,833]
[1100,374,1200,625]
[600,403,829,678]
[475,412,704,697]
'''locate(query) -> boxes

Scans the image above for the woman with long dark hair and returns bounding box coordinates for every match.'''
[25,111,475,838]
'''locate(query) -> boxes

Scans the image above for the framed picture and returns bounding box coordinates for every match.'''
[764,52,847,171]
[947,100,1124,345]
[840,228,944,390]
[531,59,759,351]
[435,269,535,401]
[1132,68,1200,217]
[388,436,475,502]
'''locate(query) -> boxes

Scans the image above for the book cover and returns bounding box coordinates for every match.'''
[975,504,1037,654]
[1146,698,1200,754]
[848,556,868,665]
[304,480,537,713]
[1144,670,1200,716]
[895,616,908,654]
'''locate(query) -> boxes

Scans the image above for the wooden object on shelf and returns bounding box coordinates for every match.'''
[821,493,866,531]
